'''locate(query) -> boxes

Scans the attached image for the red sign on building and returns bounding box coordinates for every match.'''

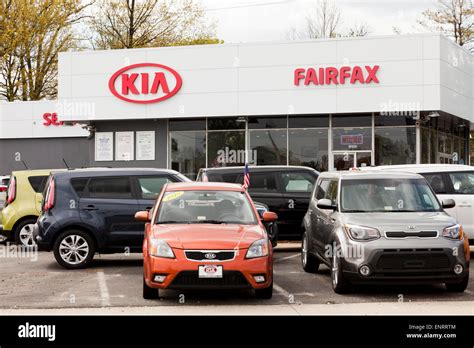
[109,63,183,104]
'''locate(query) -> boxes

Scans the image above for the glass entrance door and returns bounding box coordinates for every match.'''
[333,152,355,171]
[332,151,372,171]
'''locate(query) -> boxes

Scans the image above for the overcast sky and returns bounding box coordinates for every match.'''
[200,0,439,43]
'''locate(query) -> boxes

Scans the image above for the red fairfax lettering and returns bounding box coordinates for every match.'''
[294,65,380,86]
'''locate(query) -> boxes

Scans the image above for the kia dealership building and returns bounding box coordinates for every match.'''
[0,33,473,178]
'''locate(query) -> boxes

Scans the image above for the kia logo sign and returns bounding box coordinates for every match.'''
[108,63,182,104]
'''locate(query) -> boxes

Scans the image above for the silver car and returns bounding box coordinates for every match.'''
[301,171,470,294]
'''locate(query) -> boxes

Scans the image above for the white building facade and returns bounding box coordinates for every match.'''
[0,34,472,177]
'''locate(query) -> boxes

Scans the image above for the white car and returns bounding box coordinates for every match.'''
[361,165,474,243]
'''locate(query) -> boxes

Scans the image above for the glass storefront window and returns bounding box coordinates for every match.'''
[250,130,287,165]
[332,128,372,151]
[170,131,206,180]
[288,129,328,172]
[208,118,245,130]
[332,114,372,127]
[289,115,329,128]
[248,116,287,129]
[374,127,416,165]
[169,119,206,131]
[207,131,246,167]
[375,115,416,126]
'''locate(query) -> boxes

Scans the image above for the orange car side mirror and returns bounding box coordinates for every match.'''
[262,211,278,223]
[135,211,150,222]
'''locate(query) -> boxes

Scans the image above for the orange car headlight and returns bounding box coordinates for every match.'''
[246,239,269,259]
[149,239,175,259]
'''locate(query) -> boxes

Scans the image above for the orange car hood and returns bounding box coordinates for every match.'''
[151,224,265,250]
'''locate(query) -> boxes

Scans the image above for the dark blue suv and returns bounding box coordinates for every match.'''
[34,168,190,269]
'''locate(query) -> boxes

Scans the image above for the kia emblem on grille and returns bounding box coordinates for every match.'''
[205,253,217,259]
[407,225,416,230]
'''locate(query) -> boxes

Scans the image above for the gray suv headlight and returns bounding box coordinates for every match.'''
[442,224,463,240]
[344,224,381,241]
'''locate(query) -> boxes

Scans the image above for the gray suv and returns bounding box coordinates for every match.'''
[301,171,470,294]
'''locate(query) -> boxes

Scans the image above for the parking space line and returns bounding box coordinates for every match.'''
[273,283,291,297]
[275,253,299,262]
[97,271,111,307]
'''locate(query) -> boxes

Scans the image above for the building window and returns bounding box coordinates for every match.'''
[332,128,372,151]
[248,116,287,129]
[207,130,246,167]
[250,129,287,165]
[170,131,206,180]
[332,114,372,127]
[375,127,416,165]
[289,129,328,172]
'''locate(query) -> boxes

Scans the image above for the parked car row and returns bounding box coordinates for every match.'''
[0,163,472,298]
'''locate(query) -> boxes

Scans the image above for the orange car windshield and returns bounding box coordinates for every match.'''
[156,190,257,225]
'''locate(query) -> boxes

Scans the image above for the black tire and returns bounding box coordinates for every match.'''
[255,281,273,299]
[270,222,279,247]
[301,232,320,273]
[53,230,95,269]
[445,274,469,292]
[331,240,351,294]
[143,277,160,299]
[14,218,37,247]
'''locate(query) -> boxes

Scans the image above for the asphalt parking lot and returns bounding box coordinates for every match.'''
[1,246,474,310]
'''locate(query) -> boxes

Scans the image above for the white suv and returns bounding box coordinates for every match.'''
[362,165,474,243]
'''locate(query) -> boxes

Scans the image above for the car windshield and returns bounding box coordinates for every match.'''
[341,178,442,213]
[156,190,257,225]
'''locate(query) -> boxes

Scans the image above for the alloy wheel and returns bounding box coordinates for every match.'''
[19,224,36,247]
[59,235,90,265]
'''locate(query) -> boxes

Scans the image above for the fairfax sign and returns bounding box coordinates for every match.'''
[294,65,380,86]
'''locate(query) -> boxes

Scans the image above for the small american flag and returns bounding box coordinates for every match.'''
[242,163,250,189]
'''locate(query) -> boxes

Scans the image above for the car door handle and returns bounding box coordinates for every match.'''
[145,206,153,210]
[83,205,98,211]
[330,218,336,223]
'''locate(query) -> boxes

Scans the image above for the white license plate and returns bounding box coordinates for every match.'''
[198,265,223,278]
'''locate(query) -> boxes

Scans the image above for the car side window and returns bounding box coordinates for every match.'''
[28,176,48,193]
[71,178,89,197]
[87,177,132,199]
[137,176,171,199]
[325,180,339,205]
[280,172,315,193]
[315,179,330,200]
[448,172,474,195]
[423,173,448,194]
[237,173,277,192]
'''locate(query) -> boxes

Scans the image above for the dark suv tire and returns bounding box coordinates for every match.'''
[53,230,95,269]
[301,232,320,273]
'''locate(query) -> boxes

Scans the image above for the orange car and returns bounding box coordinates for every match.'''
[137,182,277,300]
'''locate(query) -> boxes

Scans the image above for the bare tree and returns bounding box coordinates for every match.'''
[346,22,371,37]
[419,0,473,50]
[305,0,341,39]
[90,0,218,49]
[289,0,369,40]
